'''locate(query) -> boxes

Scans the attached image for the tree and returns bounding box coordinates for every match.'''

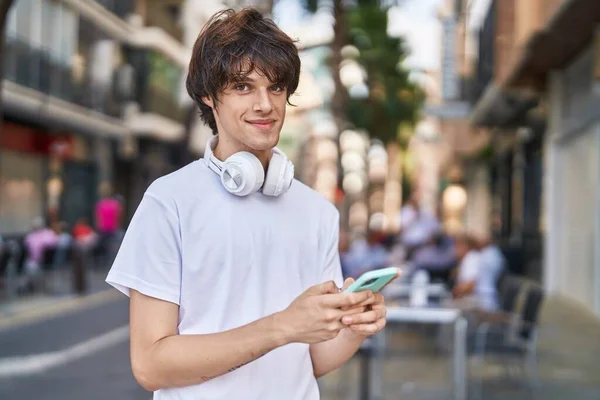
[346,1,424,146]
[272,0,346,126]
[272,0,423,146]
[0,0,15,136]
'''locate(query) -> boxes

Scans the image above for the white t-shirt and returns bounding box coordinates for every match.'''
[400,211,441,249]
[106,159,343,400]
[477,245,505,310]
[457,249,503,311]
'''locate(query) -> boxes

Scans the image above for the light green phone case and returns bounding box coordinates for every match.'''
[344,267,400,293]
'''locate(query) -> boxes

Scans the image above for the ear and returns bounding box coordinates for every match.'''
[202,96,214,109]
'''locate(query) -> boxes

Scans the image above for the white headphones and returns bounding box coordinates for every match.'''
[203,136,294,197]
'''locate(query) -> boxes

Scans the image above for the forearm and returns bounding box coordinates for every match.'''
[310,328,365,378]
[134,312,288,391]
[453,281,475,298]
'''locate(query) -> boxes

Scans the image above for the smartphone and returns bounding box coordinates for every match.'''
[344,267,400,293]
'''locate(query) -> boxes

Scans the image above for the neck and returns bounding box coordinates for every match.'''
[213,136,271,170]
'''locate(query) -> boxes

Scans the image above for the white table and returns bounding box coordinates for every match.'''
[383,283,450,299]
[380,306,468,400]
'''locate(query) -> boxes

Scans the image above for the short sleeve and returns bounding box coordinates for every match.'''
[321,210,344,287]
[105,192,182,305]
[457,252,479,283]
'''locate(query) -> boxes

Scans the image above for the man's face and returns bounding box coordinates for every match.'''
[455,240,469,260]
[204,69,287,154]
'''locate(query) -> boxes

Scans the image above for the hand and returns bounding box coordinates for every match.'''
[278,281,376,344]
[339,270,401,336]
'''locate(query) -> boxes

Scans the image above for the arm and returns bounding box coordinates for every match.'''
[309,281,395,378]
[309,327,366,378]
[130,282,373,391]
[452,253,479,298]
[130,290,288,391]
[452,280,476,298]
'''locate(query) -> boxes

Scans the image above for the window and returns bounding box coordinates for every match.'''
[0,151,45,235]
[14,0,33,42]
[6,1,16,39]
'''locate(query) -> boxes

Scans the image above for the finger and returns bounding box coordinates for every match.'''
[341,277,355,291]
[342,294,377,311]
[341,308,385,325]
[323,290,373,308]
[349,318,386,335]
[340,306,367,316]
[380,269,403,291]
[370,292,384,306]
[310,280,340,295]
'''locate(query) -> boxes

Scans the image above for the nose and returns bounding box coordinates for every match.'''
[253,88,273,113]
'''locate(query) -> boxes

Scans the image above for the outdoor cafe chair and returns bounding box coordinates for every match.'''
[471,283,545,400]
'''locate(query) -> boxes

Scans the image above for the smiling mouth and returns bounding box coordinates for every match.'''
[247,120,275,130]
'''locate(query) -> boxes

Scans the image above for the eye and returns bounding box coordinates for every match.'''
[270,85,285,93]
[234,84,250,91]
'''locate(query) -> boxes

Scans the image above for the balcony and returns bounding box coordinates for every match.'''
[92,0,135,20]
[3,38,121,118]
[144,1,183,43]
[144,85,184,123]
[130,49,184,122]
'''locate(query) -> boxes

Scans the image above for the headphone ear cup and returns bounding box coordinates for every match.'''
[281,159,294,193]
[263,151,284,196]
[221,152,264,196]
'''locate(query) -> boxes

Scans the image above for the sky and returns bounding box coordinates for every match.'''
[387,0,443,71]
[274,0,444,72]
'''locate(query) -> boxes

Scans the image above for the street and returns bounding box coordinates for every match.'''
[1,287,600,400]
[0,296,150,400]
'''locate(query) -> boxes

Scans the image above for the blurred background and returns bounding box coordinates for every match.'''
[0,0,599,399]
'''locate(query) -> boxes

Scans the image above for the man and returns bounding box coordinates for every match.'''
[451,233,482,308]
[106,9,398,399]
[398,192,441,259]
[410,230,457,284]
[475,233,505,310]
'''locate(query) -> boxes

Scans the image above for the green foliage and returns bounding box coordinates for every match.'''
[346,3,424,146]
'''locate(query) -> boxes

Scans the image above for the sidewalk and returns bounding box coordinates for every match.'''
[319,295,600,400]
[0,269,112,330]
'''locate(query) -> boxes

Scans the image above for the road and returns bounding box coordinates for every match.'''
[0,295,150,400]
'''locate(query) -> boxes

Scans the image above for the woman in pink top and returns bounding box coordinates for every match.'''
[95,196,122,235]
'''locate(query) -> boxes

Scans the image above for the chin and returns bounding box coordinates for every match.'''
[245,134,280,151]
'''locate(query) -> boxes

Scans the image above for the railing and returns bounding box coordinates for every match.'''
[144,85,184,123]
[145,0,184,43]
[92,0,135,19]
[3,38,121,117]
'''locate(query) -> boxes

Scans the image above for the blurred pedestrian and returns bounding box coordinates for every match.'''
[72,217,98,250]
[95,182,122,265]
[475,232,505,310]
[398,192,442,259]
[22,217,57,290]
[451,233,483,308]
[410,229,457,284]
[105,8,398,399]
[51,220,72,268]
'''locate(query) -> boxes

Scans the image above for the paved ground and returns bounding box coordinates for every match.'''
[319,295,600,399]
[0,275,599,399]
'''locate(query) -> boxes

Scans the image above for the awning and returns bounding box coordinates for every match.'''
[470,84,537,128]
[505,0,600,89]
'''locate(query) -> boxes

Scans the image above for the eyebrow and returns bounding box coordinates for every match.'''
[232,75,256,83]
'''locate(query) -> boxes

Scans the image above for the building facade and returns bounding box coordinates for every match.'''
[1,0,188,236]
[467,0,600,316]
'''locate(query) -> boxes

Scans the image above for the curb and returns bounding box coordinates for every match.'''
[0,289,123,332]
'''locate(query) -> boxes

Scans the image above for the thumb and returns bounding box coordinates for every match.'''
[309,280,340,295]
[341,277,355,291]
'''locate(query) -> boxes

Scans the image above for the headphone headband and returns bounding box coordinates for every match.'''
[203,136,293,197]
